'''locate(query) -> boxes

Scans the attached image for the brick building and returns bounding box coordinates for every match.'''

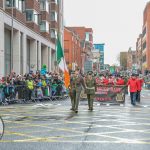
[64,27,83,71]
[0,0,63,77]
[127,48,136,70]
[136,34,143,71]
[142,2,150,71]
[120,52,127,70]
[64,26,93,72]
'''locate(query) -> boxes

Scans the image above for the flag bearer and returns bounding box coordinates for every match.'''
[69,69,86,113]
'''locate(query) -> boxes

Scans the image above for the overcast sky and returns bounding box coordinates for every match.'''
[64,0,149,65]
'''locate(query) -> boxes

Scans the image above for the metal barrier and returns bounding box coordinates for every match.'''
[0,84,69,105]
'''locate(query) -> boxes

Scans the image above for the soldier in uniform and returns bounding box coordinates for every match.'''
[69,69,86,113]
[85,71,97,111]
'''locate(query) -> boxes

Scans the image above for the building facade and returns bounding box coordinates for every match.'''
[94,44,105,71]
[120,52,127,70]
[91,49,100,72]
[142,2,150,72]
[64,27,83,71]
[136,34,143,71]
[127,48,136,71]
[64,26,93,72]
[0,0,63,78]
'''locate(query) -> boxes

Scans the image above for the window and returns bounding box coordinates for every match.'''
[51,0,58,4]
[26,10,33,21]
[40,21,49,32]
[16,0,23,11]
[50,29,57,38]
[142,41,146,50]
[143,27,146,37]
[26,10,39,24]
[34,11,38,24]
[6,0,15,7]
[85,32,90,41]
[40,0,49,12]
[143,55,146,63]
[6,0,24,11]
[51,12,57,22]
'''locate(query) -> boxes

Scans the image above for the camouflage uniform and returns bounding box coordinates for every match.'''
[85,72,97,110]
[69,73,85,113]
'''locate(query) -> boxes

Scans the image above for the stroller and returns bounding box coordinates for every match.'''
[0,85,7,105]
[3,84,16,104]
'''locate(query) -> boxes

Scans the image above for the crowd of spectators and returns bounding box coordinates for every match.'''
[0,70,67,105]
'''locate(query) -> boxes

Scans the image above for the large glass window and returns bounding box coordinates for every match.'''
[40,0,49,12]
[6,0,15,7]
[16,0,23,11]
[26,10,33,21]
[85,32,90,41]
[6,0,24,11]
[50,29,57,38]
[40,21,49,32]
[26,10,39,24]
[142,41,146,50]
[143,55,146,63]
[51,12,57,22]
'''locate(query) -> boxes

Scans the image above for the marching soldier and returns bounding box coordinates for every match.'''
[69,69,86,113]
[85,71,97,111]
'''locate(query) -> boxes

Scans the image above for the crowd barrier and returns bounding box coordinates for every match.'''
[0,84,69,105]
[145,82,150,89]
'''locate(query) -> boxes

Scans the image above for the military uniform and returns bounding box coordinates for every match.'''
[85,72,97,110]
[69,72,85,113]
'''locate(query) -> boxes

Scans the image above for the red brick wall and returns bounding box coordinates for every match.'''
[143,2,150,69]
[41,11,50,22]
[26,22,40,33]
[51,21,58,29]
[5,8,26,24]
[26,0,40,13]
[64,28,83,69]
[51,3,58,12]
[41,32,50,41]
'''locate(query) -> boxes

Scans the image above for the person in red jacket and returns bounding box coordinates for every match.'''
[116,76,125,85]
[127,74,138,106]
[101,76,109,85]
[136,74,144,103]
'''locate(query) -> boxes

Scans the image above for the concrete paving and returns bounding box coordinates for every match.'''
[0,89,150,150]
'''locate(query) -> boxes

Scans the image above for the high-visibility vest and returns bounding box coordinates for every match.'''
[42,80,47,87]
[27,80,34,90]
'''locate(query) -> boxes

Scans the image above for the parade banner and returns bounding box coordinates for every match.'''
[95,85,127,103]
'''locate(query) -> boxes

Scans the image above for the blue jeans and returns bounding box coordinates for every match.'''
[130,92,137,105]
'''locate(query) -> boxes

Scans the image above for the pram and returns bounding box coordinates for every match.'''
[51,83,68,100]
[0,85,7,105]
[3,85,17,104]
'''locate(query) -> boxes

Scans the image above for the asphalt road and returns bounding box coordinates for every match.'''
[0,89,150,150]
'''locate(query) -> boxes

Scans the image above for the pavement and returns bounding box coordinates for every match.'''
[0,89,150,150]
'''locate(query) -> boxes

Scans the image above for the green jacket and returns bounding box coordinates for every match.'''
[85,77,97,95]
[70,75,85,92]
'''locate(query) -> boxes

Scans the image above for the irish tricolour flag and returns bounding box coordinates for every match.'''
[57,37,70,88]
